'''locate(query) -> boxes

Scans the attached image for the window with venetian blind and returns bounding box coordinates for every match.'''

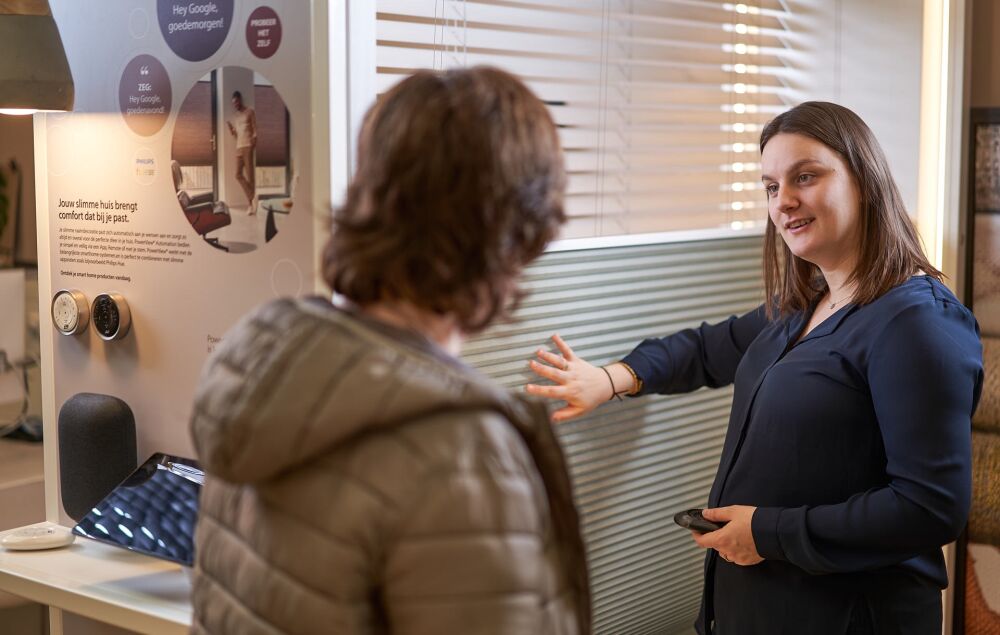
[364,4,925,634]
[374,0,800,240]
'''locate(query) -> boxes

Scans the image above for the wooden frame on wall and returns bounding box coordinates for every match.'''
[956,106,1000,635]
[966,107,1000,331]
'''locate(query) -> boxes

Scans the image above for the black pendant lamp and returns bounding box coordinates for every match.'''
[0,0,74,115]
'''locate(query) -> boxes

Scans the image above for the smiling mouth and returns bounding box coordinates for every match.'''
[785,218,814,230]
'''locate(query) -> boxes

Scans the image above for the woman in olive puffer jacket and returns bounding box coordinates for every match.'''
[189,66,591,635]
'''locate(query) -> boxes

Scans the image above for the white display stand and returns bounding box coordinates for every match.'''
[19,0,348,631]
[0,523,190,634]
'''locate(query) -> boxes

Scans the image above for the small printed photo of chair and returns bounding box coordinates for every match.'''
[171,161,231,252]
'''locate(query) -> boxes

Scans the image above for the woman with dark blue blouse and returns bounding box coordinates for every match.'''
[526,102,984,634]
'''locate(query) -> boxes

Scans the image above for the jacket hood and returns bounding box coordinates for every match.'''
[190,298,548,484]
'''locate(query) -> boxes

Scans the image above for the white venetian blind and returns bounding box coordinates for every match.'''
[375,0,801,240]
[463,235,765,634]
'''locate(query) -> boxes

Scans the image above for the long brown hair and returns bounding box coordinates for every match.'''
[760,101,941,318]
[322,67,566,333]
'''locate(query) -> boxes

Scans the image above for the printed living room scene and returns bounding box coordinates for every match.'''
[170,66,294,254]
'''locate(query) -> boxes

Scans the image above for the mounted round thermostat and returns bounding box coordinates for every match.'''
[91,293,132,341]
[51,289,90,336]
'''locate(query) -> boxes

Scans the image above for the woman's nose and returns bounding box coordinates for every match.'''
[775,186,798,212]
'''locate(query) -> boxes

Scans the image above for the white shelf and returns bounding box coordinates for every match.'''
[0,523,191,634]
[0,440,46,610]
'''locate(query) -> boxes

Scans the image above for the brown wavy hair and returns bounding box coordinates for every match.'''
[323,67,566,333]
[760,101,941,318]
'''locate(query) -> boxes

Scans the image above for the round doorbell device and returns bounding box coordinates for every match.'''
[91,293,132,341]
[51,289,90,336]
[1,523,76,551]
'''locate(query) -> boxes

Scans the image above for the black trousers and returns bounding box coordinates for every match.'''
[705,561,942,635]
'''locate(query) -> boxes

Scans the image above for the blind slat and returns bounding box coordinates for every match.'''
[464,237,764,634]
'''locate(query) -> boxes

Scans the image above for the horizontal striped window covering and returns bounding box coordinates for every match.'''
[376,0,799,239]
[464,235,765,634]
[172,81,213,166]
[172,82,289,167]
[254,85,290,168]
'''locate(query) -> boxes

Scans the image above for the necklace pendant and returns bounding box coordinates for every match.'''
[829,301,836,309]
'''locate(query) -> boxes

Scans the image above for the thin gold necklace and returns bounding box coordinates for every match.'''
[827,291,853,310]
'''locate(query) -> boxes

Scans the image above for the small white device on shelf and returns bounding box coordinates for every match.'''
[1,522,76,551]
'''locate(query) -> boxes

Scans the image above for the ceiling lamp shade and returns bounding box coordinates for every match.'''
[0,0,74,114]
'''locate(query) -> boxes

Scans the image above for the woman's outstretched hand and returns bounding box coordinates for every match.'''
[691,506,763,566]
[525,334,615,422]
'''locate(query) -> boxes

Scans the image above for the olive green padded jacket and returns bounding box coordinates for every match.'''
[189,298,591,635]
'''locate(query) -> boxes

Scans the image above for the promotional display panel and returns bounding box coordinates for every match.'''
[37,1,322,522]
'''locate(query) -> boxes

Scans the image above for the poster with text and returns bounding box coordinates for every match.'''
[39,1,322,487]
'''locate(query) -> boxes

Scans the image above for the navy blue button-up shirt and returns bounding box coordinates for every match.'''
[623,276,983,634]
